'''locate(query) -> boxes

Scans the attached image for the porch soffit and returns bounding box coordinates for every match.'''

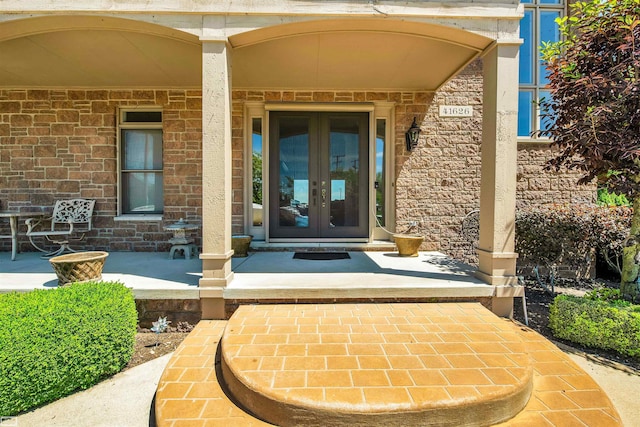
[230,19,492,91]
[0,16,492,91]
[0,16,202,89]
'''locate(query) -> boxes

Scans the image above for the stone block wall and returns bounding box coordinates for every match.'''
[517,142,595,208]
[0,89,202,252]
[394,61,483,263]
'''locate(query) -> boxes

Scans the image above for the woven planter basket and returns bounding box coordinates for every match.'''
[49,251,109,286]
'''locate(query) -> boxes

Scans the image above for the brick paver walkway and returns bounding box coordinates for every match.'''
[155,303,622,427]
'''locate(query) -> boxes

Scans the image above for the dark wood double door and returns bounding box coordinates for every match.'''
[269,112,369,239]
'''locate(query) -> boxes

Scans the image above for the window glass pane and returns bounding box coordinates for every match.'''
[539,11,561,85]
[540,0,561,4]
[539,90,555,132]
[375,119,385,227]
[252,118,263,226]
[124,111,162,123]
[122,172,163,213]
[519,10,534,84]
[521,0,533,3]
[122,129,163,170]
[518,91,535,137]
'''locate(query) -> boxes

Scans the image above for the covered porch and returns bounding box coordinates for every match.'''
[0,1,525,319]
[0,249,522,321]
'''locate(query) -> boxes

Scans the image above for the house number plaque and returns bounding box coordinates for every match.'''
[439,105,473,117]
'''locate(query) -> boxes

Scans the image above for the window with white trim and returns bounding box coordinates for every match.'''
[518,0,565,138]
[118,109,164,215]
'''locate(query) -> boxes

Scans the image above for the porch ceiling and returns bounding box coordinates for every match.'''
[230,19,493,91]
[0,17,492,91]
[0,29,203,88]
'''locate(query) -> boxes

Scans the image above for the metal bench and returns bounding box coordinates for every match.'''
[26,199,96,257]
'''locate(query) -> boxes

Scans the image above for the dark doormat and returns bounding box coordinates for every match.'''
[293,252,351,260]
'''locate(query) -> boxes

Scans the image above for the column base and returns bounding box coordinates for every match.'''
[475,270,519,286]
[491,296,515,318]
[199,251,234,319]
[476,249,518,285]
[201,297,226,319]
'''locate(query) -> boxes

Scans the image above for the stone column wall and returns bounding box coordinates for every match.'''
[0,89,203,252]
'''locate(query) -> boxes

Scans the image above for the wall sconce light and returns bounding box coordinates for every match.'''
[405,117,421,152]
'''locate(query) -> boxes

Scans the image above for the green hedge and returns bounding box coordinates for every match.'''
[0,281,137,416]
[549,294,640,357]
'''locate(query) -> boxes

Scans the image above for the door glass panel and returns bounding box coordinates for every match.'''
[252,118,263,226]
[329,117,360,227]
[375,119,386,226]
[278,117,309,228]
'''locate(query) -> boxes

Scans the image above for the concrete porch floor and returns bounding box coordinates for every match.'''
[228,251,497,301]
[0,250,509,305]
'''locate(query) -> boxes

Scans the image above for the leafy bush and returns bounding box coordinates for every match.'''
[584,287,627,305]
[0,281,137,416]
[516,204,593,272]
[549,294,640,357]
[589,205,632,276]
[515,204,631,283]
[597,188,630,207]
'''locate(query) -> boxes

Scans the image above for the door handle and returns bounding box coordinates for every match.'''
[312,189,317,206]
[321,189,326,202]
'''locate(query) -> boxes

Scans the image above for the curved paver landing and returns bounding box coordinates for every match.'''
[155,303,622,427]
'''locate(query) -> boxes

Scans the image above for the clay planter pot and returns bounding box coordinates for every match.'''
[232,235,253,257]
[393,234,424,257]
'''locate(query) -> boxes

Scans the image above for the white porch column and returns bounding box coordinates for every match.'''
[476,42,520,292]
[199,40,233,319]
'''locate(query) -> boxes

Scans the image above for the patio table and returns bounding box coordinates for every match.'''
[0,211,45,260]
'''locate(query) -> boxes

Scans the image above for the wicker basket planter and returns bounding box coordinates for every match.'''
[393,234,424,257]
[49,251,109,286]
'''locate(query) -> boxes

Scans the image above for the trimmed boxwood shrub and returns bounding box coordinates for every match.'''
[0,281,137,416]
[549,294,640,358]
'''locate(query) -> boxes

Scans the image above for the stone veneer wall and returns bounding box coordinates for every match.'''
[517,143,595,208]
[0,89,203,252]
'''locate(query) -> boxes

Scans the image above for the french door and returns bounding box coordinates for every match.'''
[269,111,369,239]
